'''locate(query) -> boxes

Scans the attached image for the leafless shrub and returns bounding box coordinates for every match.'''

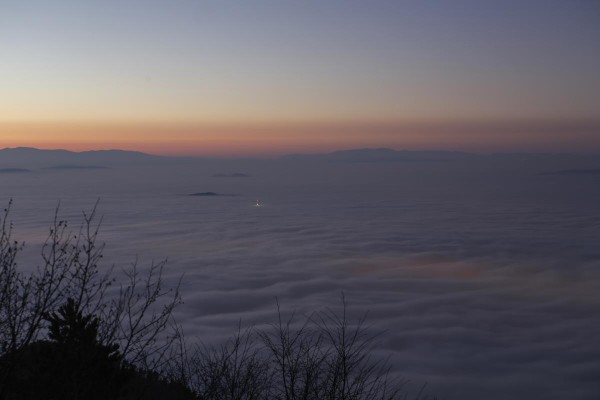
[0,200,434,399]
[0,200,182,395]
[185,298,428,400]
[102,259,182,371]
[313,296,405,400]
[186,325,271,400]
[258,302,328,400]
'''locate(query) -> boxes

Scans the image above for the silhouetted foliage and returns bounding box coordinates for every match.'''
[182,299,419,400]
[3,298,120,399]
[0,201,184,399]
[0,201,434,400]
[1,297,193,400]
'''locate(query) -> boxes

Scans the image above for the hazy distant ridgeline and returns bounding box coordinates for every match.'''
[0,147,163,169]
[284,147,600,167]
[2,147,600,172]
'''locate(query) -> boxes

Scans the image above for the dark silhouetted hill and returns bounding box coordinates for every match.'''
[0,147,163,168]
[0,298,194,400]
[281,148,600,174]
[283,148,478,162]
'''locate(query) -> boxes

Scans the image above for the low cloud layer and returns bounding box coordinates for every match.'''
[2,157,600,399]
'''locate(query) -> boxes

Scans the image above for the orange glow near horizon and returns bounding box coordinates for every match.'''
[2,2,599,157]
[2,120,600,157]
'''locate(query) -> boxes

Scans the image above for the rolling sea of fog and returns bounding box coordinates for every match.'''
[1,150,600,399]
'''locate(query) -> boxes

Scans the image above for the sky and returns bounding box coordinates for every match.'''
[1,0,599,156]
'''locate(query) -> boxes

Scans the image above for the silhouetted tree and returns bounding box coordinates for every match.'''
[0,201,184,399]
[1,297,193,400]
[0,201,434,400]
[185,325,271,400]
[183,299,430,400]
[2,298,119,399]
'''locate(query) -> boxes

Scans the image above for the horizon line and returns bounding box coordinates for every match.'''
[2,146,600,159]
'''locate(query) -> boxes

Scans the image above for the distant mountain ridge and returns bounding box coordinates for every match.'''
[2,147,599,168]
[283,147,480,162]
[282,147,600,163]
[0,147,162,168]
[331,148,476,161]
[283,147,477,162]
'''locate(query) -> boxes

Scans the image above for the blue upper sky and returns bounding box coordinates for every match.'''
[1,0,599,154]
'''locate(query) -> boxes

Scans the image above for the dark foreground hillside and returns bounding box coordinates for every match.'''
[1,299,193,400]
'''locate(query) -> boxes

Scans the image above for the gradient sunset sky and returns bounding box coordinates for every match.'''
[1,0,599,156]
